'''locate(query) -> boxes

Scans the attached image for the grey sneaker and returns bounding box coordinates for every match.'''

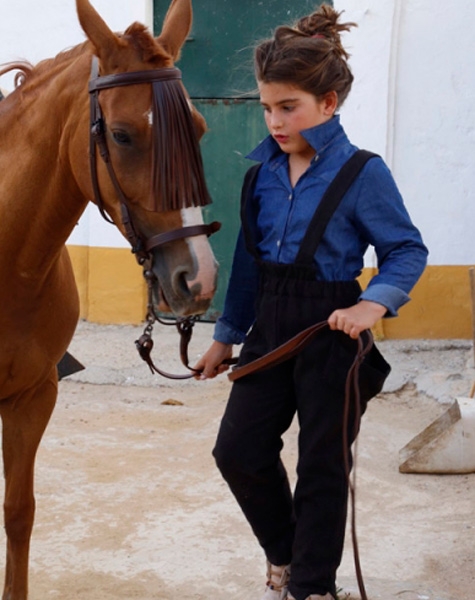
[261,561,291,600]
[287,594,334,600]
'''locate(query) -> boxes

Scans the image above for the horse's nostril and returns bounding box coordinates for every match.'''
[172,269,192,298]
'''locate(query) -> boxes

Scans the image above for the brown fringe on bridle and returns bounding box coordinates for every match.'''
[89,57,216,262]
[151,78,211,212]
[88,57,211,218]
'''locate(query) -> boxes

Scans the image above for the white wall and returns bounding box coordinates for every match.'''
[334,0,475,267]
[2,0,474,265]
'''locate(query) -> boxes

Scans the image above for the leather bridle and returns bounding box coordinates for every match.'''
[88,56,219,265]
[87,56,221,378]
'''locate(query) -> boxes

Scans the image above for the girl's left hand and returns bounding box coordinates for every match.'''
[328,300,387,339]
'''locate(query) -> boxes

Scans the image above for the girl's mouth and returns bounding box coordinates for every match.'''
[274,134,289,143]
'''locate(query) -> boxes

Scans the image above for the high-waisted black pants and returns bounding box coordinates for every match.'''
[213,263,389,600]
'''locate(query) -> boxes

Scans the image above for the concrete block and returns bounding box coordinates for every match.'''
[399,397,475,474]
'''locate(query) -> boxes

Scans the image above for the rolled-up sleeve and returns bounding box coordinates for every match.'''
[355,159,428,315]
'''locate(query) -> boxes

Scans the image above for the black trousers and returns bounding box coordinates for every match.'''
[213,269,389,600]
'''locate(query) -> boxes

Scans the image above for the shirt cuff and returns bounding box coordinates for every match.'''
[213,318,247,345]
[359,283,410,317]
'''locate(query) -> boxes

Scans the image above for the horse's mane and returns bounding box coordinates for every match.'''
[0,43,89,91]
[0,24,170,92]
[0,61,34,88]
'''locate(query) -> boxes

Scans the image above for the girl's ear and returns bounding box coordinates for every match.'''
[322,91,338,116]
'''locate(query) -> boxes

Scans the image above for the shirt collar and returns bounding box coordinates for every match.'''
[247,114,344,164]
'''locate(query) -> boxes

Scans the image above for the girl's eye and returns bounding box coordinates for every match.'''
[283,105,295,112]
[112,130,132,146]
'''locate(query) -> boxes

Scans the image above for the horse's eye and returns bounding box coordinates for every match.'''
[111,130,132,146]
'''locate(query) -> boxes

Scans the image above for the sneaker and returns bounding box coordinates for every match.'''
[261,561,291,600]
[287,594,334,600]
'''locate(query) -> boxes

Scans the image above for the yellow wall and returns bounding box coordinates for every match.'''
[359,265,473,339]
[68,245,147,324]
[68,245,474,339]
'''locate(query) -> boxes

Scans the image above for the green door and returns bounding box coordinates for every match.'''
[154,1,326,319]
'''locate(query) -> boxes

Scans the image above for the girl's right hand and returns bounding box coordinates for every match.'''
[193,340,234,380]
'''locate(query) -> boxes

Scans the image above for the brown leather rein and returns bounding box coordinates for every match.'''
[87,56,222,378]
[230,322,372,600]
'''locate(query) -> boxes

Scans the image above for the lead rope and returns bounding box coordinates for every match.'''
[134,296,371,599]
[342,331,373,600]
[229,322,372,600]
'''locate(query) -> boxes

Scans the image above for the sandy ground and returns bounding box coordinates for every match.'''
[2,321,475,600]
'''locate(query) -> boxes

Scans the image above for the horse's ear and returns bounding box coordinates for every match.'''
[156,0,192,61]
[76,0,122,63]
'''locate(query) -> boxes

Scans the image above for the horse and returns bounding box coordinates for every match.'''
[0,0,219,597]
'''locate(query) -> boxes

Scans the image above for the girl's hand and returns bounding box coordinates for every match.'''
[328,300,387,339]
[193,340,234,380]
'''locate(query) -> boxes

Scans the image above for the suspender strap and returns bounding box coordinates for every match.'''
[295,150,378,266]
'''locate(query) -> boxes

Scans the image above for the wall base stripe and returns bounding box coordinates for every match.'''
[68,245,474,339]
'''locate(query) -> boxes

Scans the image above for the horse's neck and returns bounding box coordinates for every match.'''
[0,55,91,280]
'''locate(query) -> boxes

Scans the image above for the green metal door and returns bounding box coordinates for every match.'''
[154,1,325,319]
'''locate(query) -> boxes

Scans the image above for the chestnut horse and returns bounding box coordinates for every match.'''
[0,0,219,597]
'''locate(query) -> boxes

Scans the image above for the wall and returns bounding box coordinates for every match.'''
[333,0,475,338]
[1,0,474,338]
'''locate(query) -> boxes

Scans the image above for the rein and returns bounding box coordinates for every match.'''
[135,266,215,380]
[229,322,372,600]
[87,58,370,592]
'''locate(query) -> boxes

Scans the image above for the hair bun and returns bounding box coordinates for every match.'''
[296,4,356,59]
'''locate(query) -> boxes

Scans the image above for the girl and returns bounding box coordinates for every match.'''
[195,5,428,600]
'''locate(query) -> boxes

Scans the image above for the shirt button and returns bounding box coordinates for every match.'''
[288,194,292,201]
[276,240,281,247]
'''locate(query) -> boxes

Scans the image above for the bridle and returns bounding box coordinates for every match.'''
[88,56,220,264]
[88,56,221,378]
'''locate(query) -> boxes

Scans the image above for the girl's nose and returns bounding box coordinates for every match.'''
[269,112,282,129]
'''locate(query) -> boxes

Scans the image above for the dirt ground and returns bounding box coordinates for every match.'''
[3,321,475,600]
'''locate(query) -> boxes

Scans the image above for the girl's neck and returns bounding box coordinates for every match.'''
[288,151,316,187]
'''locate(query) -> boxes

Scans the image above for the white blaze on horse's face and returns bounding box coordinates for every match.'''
[180,206,218,301]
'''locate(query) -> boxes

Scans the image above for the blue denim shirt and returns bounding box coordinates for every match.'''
[214,115,428,345]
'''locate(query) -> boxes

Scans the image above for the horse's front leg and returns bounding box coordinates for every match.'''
[1,374,57,600]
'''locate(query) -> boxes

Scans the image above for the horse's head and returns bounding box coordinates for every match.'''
[75,0,218,317]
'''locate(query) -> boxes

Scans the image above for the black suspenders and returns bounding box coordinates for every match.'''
[240,150,378,265]
[296,150,378,265]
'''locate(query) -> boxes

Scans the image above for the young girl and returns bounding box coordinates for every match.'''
[195,5,428,600]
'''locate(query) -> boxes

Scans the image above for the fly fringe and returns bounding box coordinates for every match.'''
[151,79,212,212]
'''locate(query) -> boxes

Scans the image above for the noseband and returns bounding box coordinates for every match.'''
[88,56,219,264]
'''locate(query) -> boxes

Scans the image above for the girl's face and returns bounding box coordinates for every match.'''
[258,81,336,161]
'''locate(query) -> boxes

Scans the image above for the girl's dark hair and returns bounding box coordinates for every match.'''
[254,4,356,108]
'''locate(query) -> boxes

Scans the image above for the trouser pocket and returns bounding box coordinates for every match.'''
[323,331,391,402]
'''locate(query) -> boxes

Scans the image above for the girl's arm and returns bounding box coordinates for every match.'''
[194,228,259,378]
[353,158,428,314]
[330,157,427,339]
